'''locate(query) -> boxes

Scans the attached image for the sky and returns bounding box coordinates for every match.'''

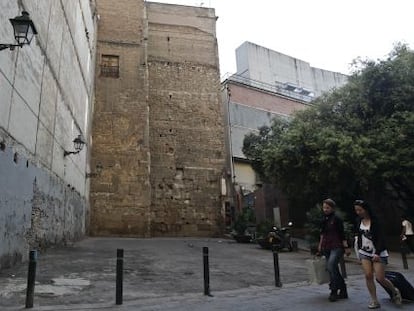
[150,0,413,78]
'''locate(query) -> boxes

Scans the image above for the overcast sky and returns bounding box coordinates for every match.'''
[150,0,413,78]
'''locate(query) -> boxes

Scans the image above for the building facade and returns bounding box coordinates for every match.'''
[0,0,97,269]
[235,41,348,98]
[0,1,349,270]
[222,42,348,228]
[90,1,227,237]
[0,0,227,271]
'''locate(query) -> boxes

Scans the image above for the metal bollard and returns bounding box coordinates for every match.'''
[25,250,37,308]
[116,248,124,305]
[203,247,212,296]
[339,256,347,279]
[272,246,282,287]
[291,240,298,252]
[401,246,409,270]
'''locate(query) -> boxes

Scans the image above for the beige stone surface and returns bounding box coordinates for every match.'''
[91,1,226,237]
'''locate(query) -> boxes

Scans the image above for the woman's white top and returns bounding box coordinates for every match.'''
[402,220,414,235]
[359,221,389,257]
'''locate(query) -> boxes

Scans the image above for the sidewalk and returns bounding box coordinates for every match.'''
[1,237,413,310]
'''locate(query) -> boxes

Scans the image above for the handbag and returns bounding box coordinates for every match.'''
[306,256,329,285]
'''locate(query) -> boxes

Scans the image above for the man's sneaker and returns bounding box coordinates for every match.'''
[393,287,402,305]
[328,291,339,302]
[338,287,348,299]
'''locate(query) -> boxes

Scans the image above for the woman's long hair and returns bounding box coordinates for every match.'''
[354,199,377,220]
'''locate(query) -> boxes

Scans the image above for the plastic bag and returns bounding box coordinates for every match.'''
[307,256,329,285]
[354,236,359,259]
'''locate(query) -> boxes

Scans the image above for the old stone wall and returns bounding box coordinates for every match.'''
[0,0,96,269]
[90,0,151,236]
[147,3,225,236]
[90,1,226,237]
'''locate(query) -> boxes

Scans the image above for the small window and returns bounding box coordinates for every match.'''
[100,54,119,78]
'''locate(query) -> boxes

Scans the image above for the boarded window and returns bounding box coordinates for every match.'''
[100,55,119,78]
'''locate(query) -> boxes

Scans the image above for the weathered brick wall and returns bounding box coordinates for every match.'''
[147,3,226,236]
[90,0,151,236]
[91,1,226,237]
[229,83,310,115]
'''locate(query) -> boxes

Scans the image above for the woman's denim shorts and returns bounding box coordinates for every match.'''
[359,253,388,265]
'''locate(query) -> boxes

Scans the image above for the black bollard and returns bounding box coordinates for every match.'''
[291,240,298,252]
[116,248,124,305]
[272,246,282,287]
[25,250,37,308]
[203,247,211,296]
[339,257,347,279]
[401,246,409,270]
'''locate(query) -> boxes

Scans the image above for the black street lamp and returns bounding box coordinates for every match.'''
[0,11,38,51]
[64,135,86,157]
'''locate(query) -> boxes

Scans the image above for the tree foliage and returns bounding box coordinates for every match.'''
[242,44,414,216]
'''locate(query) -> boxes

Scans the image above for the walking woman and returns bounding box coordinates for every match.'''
[318,198,351,302]
[353,200,402,309]
[401,214,414,253]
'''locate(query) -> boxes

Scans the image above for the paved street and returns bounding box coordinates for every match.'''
[0,237,413,310]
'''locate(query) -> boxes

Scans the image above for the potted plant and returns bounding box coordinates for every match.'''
[232,207,256,243]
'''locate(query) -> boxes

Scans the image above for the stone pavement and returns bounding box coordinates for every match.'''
[0,237,413,310]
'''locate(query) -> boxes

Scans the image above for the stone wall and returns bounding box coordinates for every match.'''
[90,0,151,236]
[147,3,225,237]
[90,1,227,237]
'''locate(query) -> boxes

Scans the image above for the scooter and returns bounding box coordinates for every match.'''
[257,222,293,251]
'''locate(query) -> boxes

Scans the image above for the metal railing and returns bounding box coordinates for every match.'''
[100,65,119,78]
[222,73,315,103]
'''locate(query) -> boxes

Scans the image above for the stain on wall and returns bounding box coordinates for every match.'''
[0,144,86,270]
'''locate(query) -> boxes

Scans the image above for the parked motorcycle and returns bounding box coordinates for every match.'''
[256,222,293,251]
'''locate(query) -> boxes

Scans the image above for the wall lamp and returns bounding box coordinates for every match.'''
[64,135,86,157]
[0,11,38,51]
[86,163,103,178]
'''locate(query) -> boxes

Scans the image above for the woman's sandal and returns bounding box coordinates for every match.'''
[368,301,381,309]
[393,287,402,305]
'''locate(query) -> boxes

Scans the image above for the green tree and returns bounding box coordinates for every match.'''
[242,44,414,216]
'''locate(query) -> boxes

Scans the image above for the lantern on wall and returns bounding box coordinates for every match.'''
[0,11,38,51]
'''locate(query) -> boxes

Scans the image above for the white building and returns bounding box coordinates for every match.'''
[222,41,348,226]
[0,1,97,269]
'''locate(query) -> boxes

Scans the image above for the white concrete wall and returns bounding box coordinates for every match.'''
[235,41,348,97]
[0,0,97,269]
[229,103,282,159]
[234,162,256,193]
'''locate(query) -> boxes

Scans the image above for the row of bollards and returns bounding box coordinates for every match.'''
[22,248,126,309]
[114,246,284,301]
[201,245,283,296]
[22,245,287,308]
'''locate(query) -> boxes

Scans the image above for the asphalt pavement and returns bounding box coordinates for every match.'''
[1,237,414,310]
